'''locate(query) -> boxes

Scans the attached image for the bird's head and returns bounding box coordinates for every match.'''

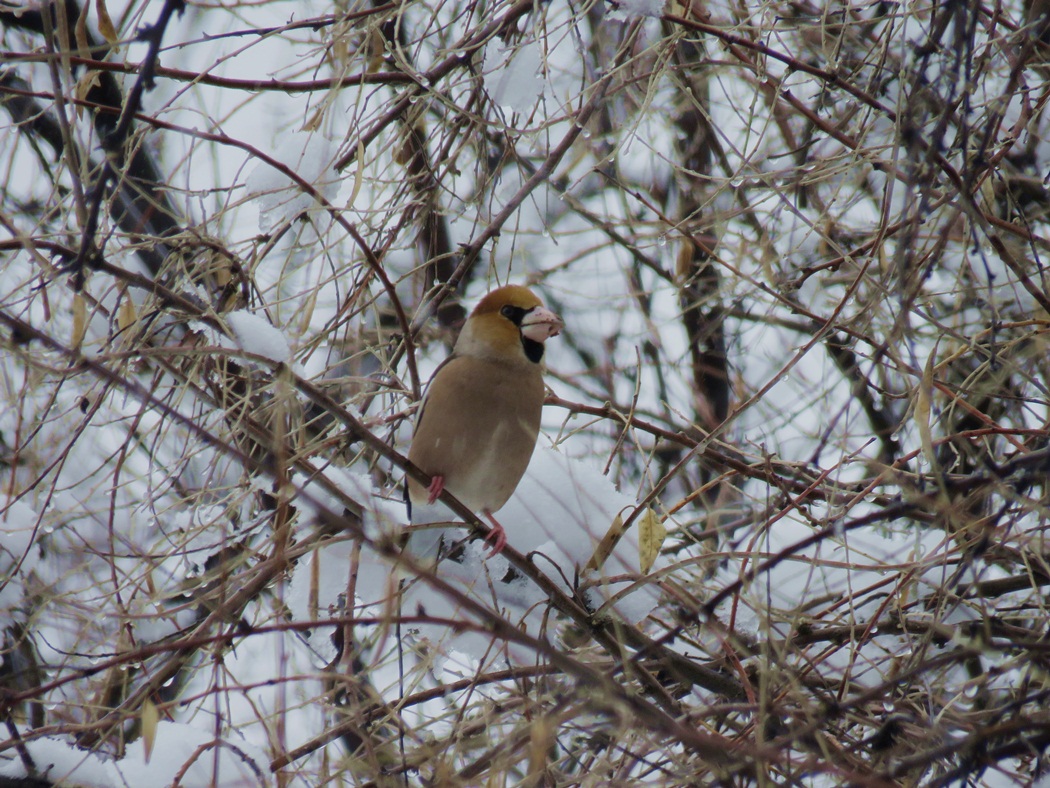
[455,285,563,363]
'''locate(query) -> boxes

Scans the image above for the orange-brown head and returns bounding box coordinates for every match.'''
[455,285,562,364]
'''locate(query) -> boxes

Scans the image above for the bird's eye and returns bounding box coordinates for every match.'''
[500,304,525,324]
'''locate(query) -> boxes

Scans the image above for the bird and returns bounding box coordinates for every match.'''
[405,285,562,559]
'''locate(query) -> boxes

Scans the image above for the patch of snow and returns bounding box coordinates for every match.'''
[0,498,38,610]
[245,132,341,232]
[606,0,665,21]
[225,310,292,364]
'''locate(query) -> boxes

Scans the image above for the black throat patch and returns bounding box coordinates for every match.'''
[522,336,544,363]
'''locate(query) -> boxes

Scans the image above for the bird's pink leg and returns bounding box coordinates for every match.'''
[426,475,444,505]
[482,511,507,555]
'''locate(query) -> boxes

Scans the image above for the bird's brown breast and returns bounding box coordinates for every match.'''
[408,356,543,513]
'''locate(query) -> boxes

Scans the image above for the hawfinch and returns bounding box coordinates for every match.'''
[406,285,562,557]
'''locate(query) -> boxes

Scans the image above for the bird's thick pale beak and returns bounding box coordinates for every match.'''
[520,306,563,342]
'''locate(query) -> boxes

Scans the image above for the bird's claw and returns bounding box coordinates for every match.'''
[426,475,444,505]
[482,514,507,556]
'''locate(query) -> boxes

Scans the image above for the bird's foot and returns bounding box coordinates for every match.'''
[426,475,444,505]
[482,511,507,556]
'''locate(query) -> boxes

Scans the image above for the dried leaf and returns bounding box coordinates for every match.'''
[528,717,554,780]
[95,0,118,44]
[584,513,626,573]
[638,507,666,575]
[298,286,318,337]
[212,258,232,288]
[346,138,365,208]
[71,293,88,349]
[916,354,935,468]
[117,290,136,334]
[75,3,91,56]
[367,27,385,73]
[393,118,425,166]
[675,237,695,281]
[302,104,324,132]
[74,70,103,119]
[141,698,159,763]
[330,32,348,66]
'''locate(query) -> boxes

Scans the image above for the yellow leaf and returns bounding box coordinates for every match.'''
[95,0,119,44]
[117,290,136,334]
[141,698,159,763]
[528,717,553,780]
[638,507,666,575]
[584,513,626,573]
[71,293,88,349]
